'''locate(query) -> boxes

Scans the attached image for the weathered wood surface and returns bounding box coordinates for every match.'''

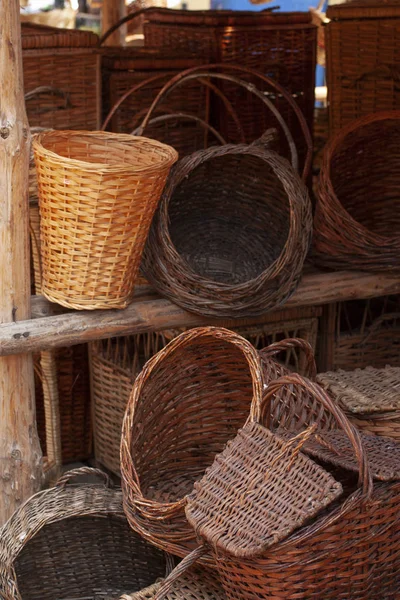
[0,0,43,524]
[0,270,397,357]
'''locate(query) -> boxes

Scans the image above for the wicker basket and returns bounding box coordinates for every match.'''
[0,468,172,600]
[155,374,400,600]
[33,130,177,310]
[317,366,400,443]
[326,0,400,134]
[121,567,225,600]
[317,296,400,372]
[121,326,264,562]
[22,23,100,130]
[143,137,312,318]
[314,112,400,272]
[91,308,320,476]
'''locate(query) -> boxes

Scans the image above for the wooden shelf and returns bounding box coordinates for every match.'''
[2,269,399,357]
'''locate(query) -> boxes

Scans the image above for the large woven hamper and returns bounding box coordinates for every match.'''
[34,130,177,310]
[22,23,100,130]
[326,0,400,134]
[317,295,400,372]
[91,306,320,476]
[138,8,316,169]
[0,468,172,600]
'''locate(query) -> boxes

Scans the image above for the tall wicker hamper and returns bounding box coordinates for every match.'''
[140,9,316,170]
[101,49,209,156]
[91,307,320,477]
[318,295,400,372]
[22,23,100,130]
[326,0,400,134]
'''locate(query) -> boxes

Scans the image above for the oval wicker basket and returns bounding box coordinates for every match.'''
[33,130,178,310]
[142,141,312,318]
[153,374,400,600]
[121,326,264,562]
[0,468,172,600]
[314,111,400,272]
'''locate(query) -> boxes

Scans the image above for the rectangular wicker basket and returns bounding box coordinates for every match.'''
[22,23,100,130]
[318,295,400,372]
[326,0,400,134]
[90,306,321,476]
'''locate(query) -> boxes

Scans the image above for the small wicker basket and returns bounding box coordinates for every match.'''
[33,130,178,310]
[0,468,172,600]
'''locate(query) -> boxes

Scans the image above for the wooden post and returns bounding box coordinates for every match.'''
[0,0,43,524]
[102,0,126,46]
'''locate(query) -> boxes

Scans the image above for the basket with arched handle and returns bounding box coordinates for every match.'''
[152,374,400,600]
[0,468,173,600]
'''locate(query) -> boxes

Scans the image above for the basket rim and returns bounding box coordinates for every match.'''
[319,110,400,247]
[153,144,307,292]
[33,130,178,174]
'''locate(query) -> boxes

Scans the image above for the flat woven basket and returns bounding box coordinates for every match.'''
[314,111,400,272]
[317,365,400,442]
[142,140,312,318]
[120,567,225,600]
[155,374,400,600]
[121,326,264,563]
[33,130,178,310]
[0,468,172,600]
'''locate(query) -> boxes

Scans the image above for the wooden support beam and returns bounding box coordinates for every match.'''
[0,0,42,524]
[0,270,397,357]
[101,0,126,46]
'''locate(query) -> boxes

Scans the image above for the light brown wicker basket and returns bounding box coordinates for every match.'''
[33,130,178,310]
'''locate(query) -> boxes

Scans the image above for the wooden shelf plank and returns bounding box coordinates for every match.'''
[2,269,400,357]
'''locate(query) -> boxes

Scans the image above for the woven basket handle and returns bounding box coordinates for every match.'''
[25,86,72,114]
[252,373,373,497]
[137,64,312,180]
[131,112,227,145]
[152,546,207,600]
[259,338,317,380]
[360,312,400,346]
[137,68,300,175]
[99,8,148,45]
[56,467,113,488]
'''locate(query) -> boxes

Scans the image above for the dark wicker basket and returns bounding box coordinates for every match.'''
[121,326,264,563]
[143,138,312,318]
[314,112,400,272]
[22,23,100,130]
[153,374,400,600]
[0,468,172,600]
[326,0,400,134]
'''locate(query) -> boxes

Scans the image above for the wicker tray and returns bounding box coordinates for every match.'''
[22,23,100,130]
[0,468,172,600]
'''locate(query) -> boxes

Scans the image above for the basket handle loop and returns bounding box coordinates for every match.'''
[25,86,72,114]
[99,8,148,46]
[131,112,227,145]
[251,128,278,149]
[360,312,400,346]
[259,338,317,380]
[56,467,113,489]
[137,64,312,180]
[153,545,207,600]
[252,373,372,497]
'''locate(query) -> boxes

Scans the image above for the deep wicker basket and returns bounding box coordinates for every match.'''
[143,139,312,318]
[318,365,400,443]
[121,326,264,562]
[0,468,172,600]
[33,130,177,310]
[326,0,400,134]
[153,374,400,600]
[314,111,400,272]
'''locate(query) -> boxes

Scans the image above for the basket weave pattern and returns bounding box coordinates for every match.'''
[34,130,177,309]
